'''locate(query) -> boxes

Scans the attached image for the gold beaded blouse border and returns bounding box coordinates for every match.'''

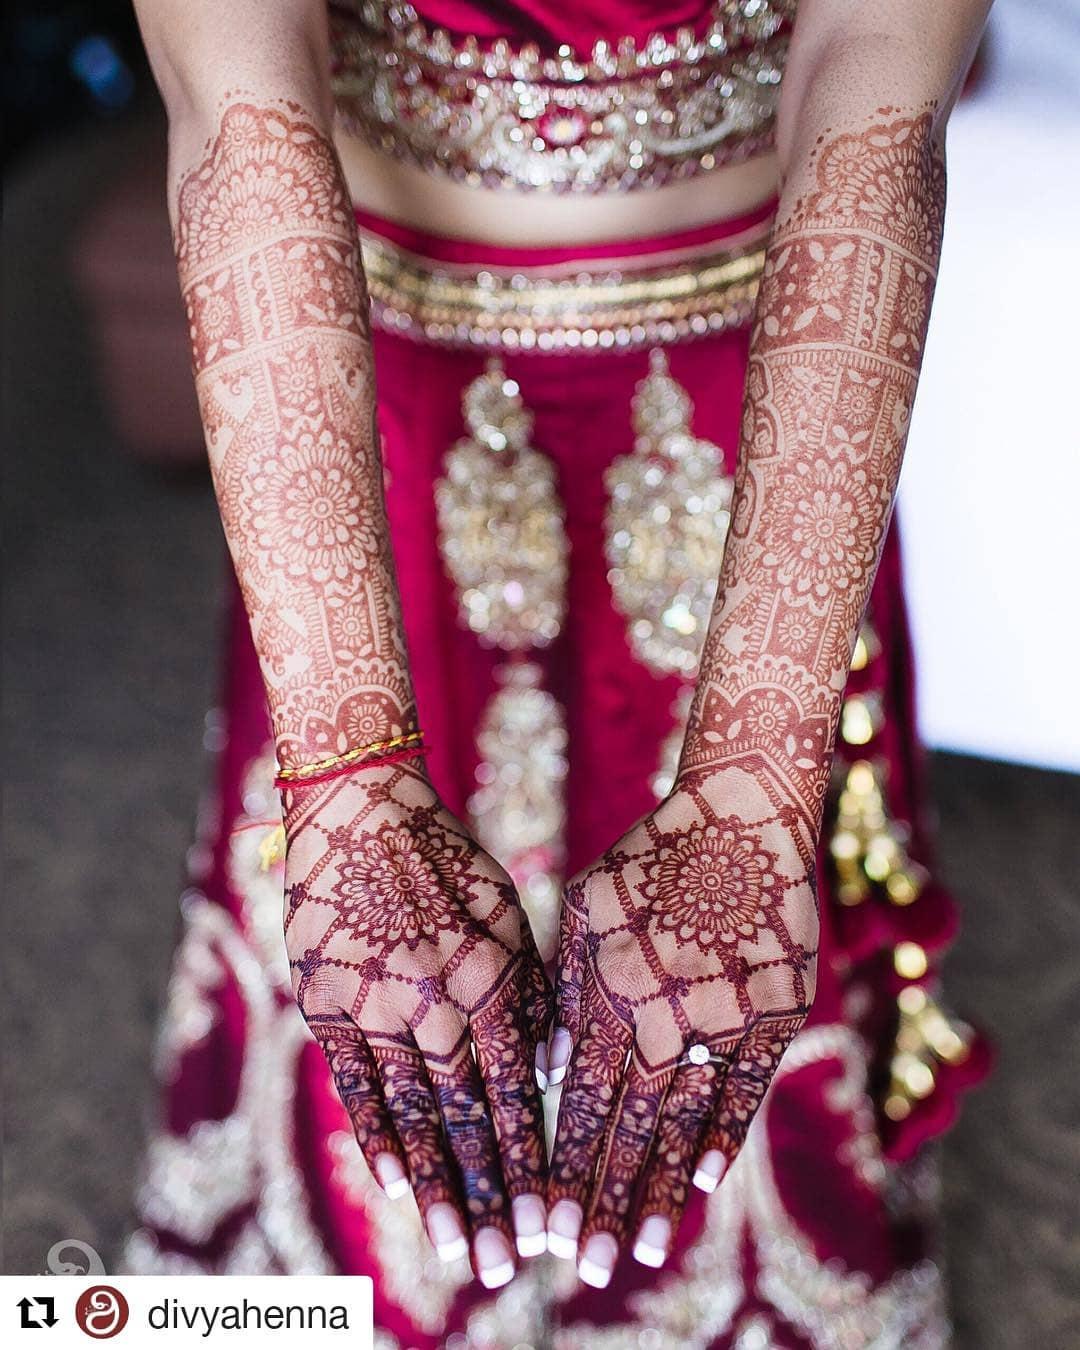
[329,0,797,195]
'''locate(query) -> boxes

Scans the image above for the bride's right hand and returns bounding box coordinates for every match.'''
[281,758,553,1288]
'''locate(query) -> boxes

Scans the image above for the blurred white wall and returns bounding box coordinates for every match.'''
[900,0,1080,772]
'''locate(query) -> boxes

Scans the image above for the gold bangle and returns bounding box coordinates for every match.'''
[276,730,425,783]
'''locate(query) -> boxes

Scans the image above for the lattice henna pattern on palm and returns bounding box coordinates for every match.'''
[568,806,816,1076]
[284,763,551,1238]
[548,764,818,1239]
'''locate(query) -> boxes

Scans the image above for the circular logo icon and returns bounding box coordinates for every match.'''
[74,1286,129,1339]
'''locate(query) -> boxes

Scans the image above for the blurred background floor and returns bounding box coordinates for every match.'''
[4,100,1079,1350]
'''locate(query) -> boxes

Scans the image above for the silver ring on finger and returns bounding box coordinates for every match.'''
[680,1042,726,1068]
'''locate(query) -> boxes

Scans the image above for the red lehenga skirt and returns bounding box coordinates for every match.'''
[121,202,987,1348]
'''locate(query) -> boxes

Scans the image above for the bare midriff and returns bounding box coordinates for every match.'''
[335,133,780,246]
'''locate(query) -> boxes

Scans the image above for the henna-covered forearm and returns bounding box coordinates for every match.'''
[544,102,949,1284]
[169,95,555,1281]
[679,105,946,848]
[175,99,415,772]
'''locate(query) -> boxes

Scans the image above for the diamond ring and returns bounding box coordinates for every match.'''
[683,1042,721,1067]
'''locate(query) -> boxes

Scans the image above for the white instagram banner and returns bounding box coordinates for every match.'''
[3,1276,373,1347]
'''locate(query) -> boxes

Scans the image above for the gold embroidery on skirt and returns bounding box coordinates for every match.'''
[436,363,566,650]
[885,985,973,1124]
[602,350,733,795]
[830,754,929,909]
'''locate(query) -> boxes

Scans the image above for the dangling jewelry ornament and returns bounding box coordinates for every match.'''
[605,349,733,679]
[436,362,566,650]
[436,362,568,957]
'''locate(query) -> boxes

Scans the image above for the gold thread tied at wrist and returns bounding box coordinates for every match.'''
[275,730,426,787]
[358,219,771,353]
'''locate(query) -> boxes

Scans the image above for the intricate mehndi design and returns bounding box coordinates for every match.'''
[176,100,553,1274]
[284,765,551,1248]
[548,768,817,1248]
[681,109,947,842]
[548,110,946,1271]
[177,100,412,771]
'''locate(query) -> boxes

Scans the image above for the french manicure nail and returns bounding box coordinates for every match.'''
[427,1202,468,1263]
[535,1041,549,1093]
[474,1227,516,1289]
[692,1150,728,1193]
[546,1199,582,1260]
[632,1214,670,1268]
[373,1153,409,1201]
[512,1194,547,1258]
[578,1232,617,1289]
[548,1027,572,1085]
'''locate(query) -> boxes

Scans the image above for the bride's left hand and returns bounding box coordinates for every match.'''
[541,764,819,1287]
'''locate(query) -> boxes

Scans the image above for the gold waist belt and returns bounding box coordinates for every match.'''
[358,220,771,354]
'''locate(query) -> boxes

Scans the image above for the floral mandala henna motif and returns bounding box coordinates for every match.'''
[641,820,784,951]
[760,458,887,604]
[177,100,412,769]
[546,767,818,1262]
[331,819,474,950]
[681,109,946,843]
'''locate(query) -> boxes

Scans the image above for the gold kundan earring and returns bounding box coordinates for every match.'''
[435,361,568,958]
[604,349,734,795]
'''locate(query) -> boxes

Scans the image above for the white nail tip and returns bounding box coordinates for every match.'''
[436,1236,469,1263]
[515,1230,547,1258]
[546,1230,578,1260]
[632,1240,666,1268]
[383,1177,410,1201]
[479,1260,515,1290]
[548,1065,567,1086]
[692,1168,719,1193]
[578,1256,613,1288]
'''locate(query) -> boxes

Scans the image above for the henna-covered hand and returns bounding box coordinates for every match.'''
[171,98,557,1286]
[545,107,945,1287]
[284,761,553,1284]
[543,768,817,1284]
